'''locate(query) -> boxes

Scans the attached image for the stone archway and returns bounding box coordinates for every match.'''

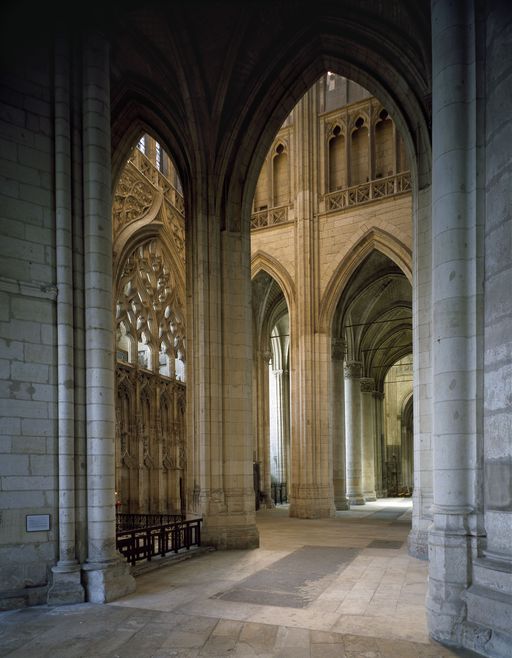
[251,269,291,511]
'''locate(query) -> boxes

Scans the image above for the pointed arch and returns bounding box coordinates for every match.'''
[111,89,194,200]
[401,389,414,417]
[251,250,296,312]
[319,227,412,333]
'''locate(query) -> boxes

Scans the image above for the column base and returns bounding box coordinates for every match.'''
[82,557,135,603]
[427,524,471,646]
[334,496,350,511]
[202,515,259,549]
[47,563,85,605]
[408,527,429,560]
[348,494,366,506]
[459,556,512,657]
[364,491,377,502]
[289,489,335,518]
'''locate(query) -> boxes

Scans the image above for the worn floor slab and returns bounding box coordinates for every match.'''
[0,500,481,657]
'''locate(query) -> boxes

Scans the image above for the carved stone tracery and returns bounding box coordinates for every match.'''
[113,166,155,233]
[113,140,187,516]
[116,238,186,372]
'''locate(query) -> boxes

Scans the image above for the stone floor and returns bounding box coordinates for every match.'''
[0,499,481,657]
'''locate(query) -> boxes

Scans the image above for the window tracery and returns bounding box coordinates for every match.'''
[113,136,187,516]
[115,238,186,379]
[113,168,155,233]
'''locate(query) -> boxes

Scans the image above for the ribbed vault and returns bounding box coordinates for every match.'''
[334,250,412,389]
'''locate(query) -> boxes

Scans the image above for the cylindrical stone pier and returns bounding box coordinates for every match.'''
[81,32,135,602]
[47,36,84,605]
[428,0,483,644]
[344,361,365,505]
[373,390,385,497]
[332,340,349,510]
[360,378,376,501]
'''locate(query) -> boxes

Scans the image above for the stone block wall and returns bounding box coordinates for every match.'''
[252,195,412,309]
[0,48,58,607]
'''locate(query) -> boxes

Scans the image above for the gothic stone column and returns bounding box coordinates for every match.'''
[288,88,334,519]
[373,390,385,498]
[344,361,365,505]
[272,365,290,496]
[427,0,484,644]
[256,350,272,508]
[191,214,259,548]
[47,36,84,605]
[332,340,349,510]
[360,377,376,501]
[80,32,135,602]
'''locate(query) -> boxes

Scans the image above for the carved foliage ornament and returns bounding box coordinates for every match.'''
[113,167,155,234]
[164,201,185,262]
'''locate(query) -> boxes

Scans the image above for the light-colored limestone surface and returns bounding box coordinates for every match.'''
[0,501,480,657]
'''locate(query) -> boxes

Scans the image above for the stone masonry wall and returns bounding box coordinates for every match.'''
[0,47,58,607]
[251,195,412,307]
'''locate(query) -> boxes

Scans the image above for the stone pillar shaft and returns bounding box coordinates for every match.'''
[373,391,384,497]
[47,36,85,605]
[428,0,483,643]
[255,351,271,505]
[193,223,259,548]
[344,361,364,505]
[54,37,77,569]
[289,90,334,518]
[272,367,290,486]
[83,32,117,565]
[360,378,376,501]
[82,32,135,602]
[332,340,349,510]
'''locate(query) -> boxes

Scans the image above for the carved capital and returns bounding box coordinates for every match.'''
[344,361,361,379]
[360,377,375,393]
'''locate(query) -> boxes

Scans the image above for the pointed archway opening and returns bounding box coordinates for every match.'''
[383,356,414,497]
[112,131,188,521]
[249,71,413,523]
[332,249,412,513]
[251,269,291,511]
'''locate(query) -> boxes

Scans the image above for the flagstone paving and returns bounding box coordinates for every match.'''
[0,500,481,657]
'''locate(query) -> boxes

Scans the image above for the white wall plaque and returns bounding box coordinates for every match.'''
[26,514,50,532]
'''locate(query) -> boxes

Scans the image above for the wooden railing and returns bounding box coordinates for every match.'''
[116,513,184,532]
[116,515,202,566]
[325,171,411,213]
